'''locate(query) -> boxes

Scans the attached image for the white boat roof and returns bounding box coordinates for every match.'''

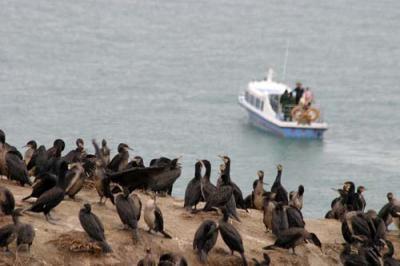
[248,80,291,96]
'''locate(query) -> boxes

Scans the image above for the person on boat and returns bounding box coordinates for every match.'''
[288,92,296,121]
[293,82,304,105]
[303,88,314,106]
[280,90,291,121]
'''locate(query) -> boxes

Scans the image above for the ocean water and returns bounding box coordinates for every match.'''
[1,0,399,218]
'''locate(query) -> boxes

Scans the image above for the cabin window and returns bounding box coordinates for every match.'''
[269,95,280,113]
[249,95,254,106]
[245,91,249,102]
[255,98,260,109]
[260,101,264,111]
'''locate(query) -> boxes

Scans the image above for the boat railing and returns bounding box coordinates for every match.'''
[276,102,325,123]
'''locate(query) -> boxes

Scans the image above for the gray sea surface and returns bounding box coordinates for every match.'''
[1,0,399,217]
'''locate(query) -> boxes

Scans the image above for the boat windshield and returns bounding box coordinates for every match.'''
[269,95,280,114]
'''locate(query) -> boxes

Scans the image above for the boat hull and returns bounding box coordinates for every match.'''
[246,110,326,139]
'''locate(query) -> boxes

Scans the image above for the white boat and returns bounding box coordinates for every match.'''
[238,69,328,139]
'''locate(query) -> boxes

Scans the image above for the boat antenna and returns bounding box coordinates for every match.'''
[282,40,289,82]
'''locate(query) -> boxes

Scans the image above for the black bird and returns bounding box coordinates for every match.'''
[63,138,86,163]
[193,220,218,263]
[0,186,15,215]
[252,253,271,266]
[286,206,305,228]
[79,203,112,253]
[46,139,65,159]
[22,172,57,201]
[146,157,182,195]
[26,145,48,176]
[218,155,246,210]
[65,157,96,200]
[115,188,139,242]
[203,164,239,222]
[0,209,21,252]
[25,160,68,223]
[378,192,400,229]
[325,187,347,220]
[129,193,142,221]
[144,196,172,239]
[137,248,156,266]
[184,161,203,211]
[218,207,247,265]
[23,140,37,166]
[4,148,32,186]
[270,165,288,205]
[158,253,188,266]
[16,210,35,251]
[200,160,216,202]
[355,186,367,212]
[271,203,289,237]
[107,143,131,172]
[263,227,322,254]
[289,185,304,210]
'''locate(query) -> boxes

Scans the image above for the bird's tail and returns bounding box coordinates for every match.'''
[199,249,207,263]
[21,195,32,201]
[100,241,112,253]
[161,230,172,239]
[240,252,248,266]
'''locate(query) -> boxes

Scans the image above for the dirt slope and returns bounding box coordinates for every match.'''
[0,179,399,266]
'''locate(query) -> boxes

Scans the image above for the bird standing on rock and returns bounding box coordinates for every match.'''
[0,209,21,252]
[79,203,112,253]
[15,208,35,252]
[218,207,247,266]
[115,188,139,242]
[193,219,218,263]
[23,140,37,166]
[144,195,172,239]
[108,143,132,172]
[184,161,203,212]
[271,165,288,205]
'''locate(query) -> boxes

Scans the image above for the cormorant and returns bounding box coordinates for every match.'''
[193,220,218,263]
[356,186,366,212]
[253,170,266,210]
[146,157,182,195]
[218,155,246,210]
[46,139,65,159]
[263,192,276,232]
[92,140,115,205]
[378,192,400,229]
[158,253,188,266]
[203,164,239,222]
[2,146,32,186]
[63,138,86,163]
[137,248,156,266]
[289,185,304,210]
[65,163,86,200]
[23,140,37,166]
[286,206,305,228]
[270,165,288,205]
[25,160,68,223]
[0,186,15,215]
[0,209,21,252]
[26,145,48,177]
[115,188,139,242]
[252,253,271,266]
[107,143,131,172]
[144,196,172,238]
[200,160,216,202]
[263,227,322,254]
[100,139,111,165]
[22,172,57,201]
[218,207,247,266]
[129,193,142,221]
[184,161,203,211]
[79,203,112,253]
[16,209,35,251]
[271,203,288,237]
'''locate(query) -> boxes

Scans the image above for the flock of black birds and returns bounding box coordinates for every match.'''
[0,128,399,265]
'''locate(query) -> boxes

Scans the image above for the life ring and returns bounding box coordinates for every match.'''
[291,106,320,123]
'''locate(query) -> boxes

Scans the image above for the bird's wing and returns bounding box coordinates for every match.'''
[154,206,164,232]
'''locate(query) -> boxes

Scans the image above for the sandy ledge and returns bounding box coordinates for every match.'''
[0,180,399,266]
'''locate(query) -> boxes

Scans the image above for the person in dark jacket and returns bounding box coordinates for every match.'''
[293,82,304,105]
[280,90,291,121]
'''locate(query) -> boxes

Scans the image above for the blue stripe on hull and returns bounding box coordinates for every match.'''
[246,110,325,139]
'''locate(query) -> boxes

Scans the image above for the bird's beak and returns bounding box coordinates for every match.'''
[263,182,269,186]
[127,146,134,151]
